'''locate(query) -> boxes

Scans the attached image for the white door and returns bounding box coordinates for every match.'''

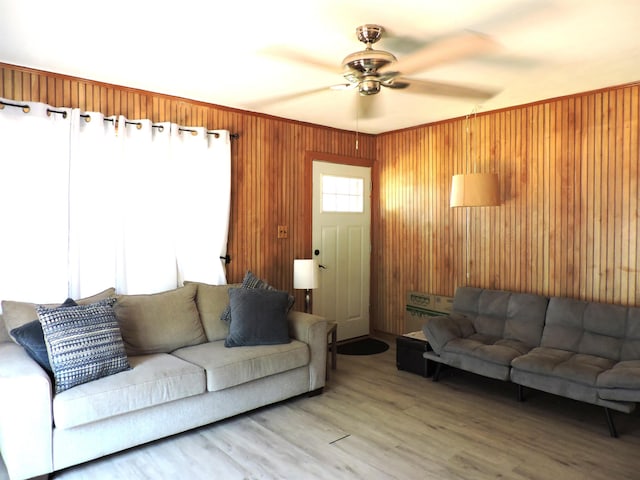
[312,161,371,341]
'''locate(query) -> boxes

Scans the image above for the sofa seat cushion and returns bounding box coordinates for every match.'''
[597,360,640,401]
[53,353,205,429]
[443,334,531,366]
[511,347,615,386]
[172,339,309,392]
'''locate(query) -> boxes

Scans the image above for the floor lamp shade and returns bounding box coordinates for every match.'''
[293,259,319,289]
[450,173,500,207]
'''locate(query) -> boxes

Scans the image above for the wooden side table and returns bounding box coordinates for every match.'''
[326,321,337,379]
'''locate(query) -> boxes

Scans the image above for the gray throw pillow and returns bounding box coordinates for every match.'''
[10,298,78,373]
[37,298,130,393]
[220,271,294,324]
[224,288,291,347]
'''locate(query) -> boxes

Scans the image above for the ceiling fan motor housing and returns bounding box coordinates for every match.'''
[341,24,398,96]
[359,78,380,95]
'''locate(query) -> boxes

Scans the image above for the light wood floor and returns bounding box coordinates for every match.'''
[3,334,640,479]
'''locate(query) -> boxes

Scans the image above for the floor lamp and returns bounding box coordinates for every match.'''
[450,173,500,283]
[450,108,501,284]
[293,259,319,313]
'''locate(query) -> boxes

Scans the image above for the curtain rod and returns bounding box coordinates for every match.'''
[0,100,239,139]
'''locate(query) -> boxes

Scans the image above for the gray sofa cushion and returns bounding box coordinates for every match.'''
[597,360,640,402]
[511,347,618,406]
[542,298,632,361]
[444,335,531,365]
[512,347,615,386]
[448,287,548,347]
[621,307,640,360]
[421,313,474,355]
[452,287,483,313]
[510,367,602,405]
[475,289,510,337]
[504,293,549,347]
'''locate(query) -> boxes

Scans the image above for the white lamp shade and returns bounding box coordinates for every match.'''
[450,173,500,207]
[293,259,319,289]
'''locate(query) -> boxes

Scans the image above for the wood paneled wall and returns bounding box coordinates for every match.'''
[0,63,376,310]
[373,84,640,334]
[3,63,639,335]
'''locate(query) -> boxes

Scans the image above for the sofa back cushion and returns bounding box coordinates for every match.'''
[114,284,206,355]
[454,287,507,337]
[623,308,640,360]
[542,297,632,361]
[1,288,116,344]
[185,281,240,342]
[452,287,548,347]
[541,297,586,352]
[0,315,9,343]
[504,293,549,347]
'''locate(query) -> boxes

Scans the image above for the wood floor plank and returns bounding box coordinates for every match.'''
[2,335,639,480]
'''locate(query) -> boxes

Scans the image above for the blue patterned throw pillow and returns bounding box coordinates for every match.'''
[37,298,130,393]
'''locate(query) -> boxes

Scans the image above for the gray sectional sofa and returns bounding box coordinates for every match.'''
[422,287,640,437]
[0,280,327,480]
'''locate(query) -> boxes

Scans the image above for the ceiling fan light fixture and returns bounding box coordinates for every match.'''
[359,78,380,95]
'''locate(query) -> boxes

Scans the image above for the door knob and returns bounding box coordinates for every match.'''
[319,264,327,269]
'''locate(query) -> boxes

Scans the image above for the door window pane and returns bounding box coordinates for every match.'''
[322,175,364,212]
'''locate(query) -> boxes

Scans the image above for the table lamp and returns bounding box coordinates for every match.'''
[293,259,319,313]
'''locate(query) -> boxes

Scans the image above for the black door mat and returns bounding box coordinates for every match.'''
[337,337,389,356]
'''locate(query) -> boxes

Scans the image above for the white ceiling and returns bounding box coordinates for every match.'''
[1,0,639,134]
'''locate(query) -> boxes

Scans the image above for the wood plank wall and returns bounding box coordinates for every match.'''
[0,63,376,310]
[373,84,640,334]
[2,63,639,335]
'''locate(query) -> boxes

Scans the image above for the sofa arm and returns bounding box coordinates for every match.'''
[0,342,53,480]
[287,310,327,391]
[422,313,475,355]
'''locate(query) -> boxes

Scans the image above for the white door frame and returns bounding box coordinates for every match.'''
[303,151,375,339]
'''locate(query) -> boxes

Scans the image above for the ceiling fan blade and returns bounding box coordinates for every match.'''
[246,85,334,109]
[379,30,499,77]
[399,77,500,100]
[260,46,340,73]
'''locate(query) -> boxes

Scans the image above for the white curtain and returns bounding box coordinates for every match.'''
[114,118,178,294]
[0,102,71,303]
[172,128,231,286]
[68,110,119,299]
[0,98,231,306]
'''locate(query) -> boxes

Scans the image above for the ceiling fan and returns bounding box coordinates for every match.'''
[252,24,501,113]
[338,24,498,99]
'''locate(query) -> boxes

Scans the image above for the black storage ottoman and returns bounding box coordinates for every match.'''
[396,333,434,377]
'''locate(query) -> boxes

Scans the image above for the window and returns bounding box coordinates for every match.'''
[322,175,364,213]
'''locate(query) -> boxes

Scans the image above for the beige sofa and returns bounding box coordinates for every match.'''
[0,282,327,480]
